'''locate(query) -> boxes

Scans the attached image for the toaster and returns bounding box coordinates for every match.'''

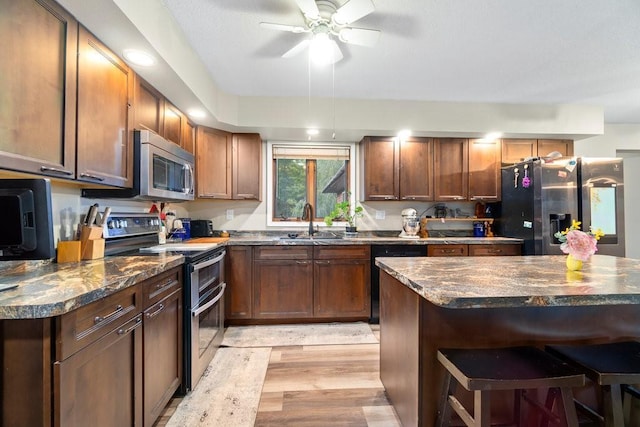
[190,220,214,237]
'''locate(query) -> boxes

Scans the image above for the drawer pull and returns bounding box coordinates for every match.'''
[156,278,178,290]
[117,316,142,336]
[315,261,330,265]
[146,303,165,319]
[488,249,503,254]
[94,304,123,324]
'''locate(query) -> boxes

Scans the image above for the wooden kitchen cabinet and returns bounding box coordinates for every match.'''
[182,120,196,154]
[428,243,521,257]
[142,269,183,427]
[134,75,164,135]
[163,101,185,147]
[502,138,574,164]
[468,138,501,201]
[232,133,262,200]
[196,126,232,198]
[0,0,77,179]
[76,25,134,188]
[314,246,370,319]
[434,138,468,201]
[226,246,254,320]
[361,136,433,201]
[428,244,469,257]
[253,246,314,319]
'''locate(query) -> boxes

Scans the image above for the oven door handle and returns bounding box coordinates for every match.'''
[191,282,226,317]
[191,251,226,272]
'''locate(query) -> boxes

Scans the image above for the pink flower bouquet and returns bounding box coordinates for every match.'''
[554,220,603,261]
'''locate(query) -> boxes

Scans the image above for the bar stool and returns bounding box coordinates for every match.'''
[545,341,640,427]
[436,346,586,427]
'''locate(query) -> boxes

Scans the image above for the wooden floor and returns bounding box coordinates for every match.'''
[155,325,401,426]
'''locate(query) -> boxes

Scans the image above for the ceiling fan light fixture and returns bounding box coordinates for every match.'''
[309,32,335,65]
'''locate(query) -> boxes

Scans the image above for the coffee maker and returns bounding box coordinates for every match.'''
[399,208,420,239]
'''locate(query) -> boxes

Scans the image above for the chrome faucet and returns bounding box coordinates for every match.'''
[302,203,316,237]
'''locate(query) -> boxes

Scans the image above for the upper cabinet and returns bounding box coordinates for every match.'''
[0,0,77,178]
[195,128,262,200]
[468,138,501,201]
[361,136,433,201]
[76,25,134,187]
[502,138,574,164]
[434,138,468,201]
[232,133,262,200]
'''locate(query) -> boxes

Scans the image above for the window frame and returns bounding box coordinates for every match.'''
[266,141,357,228]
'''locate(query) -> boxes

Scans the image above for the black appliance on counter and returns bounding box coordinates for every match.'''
[190,220,214,237]
[0,178,54,261]
[104,213,226,393]
[370,245,427,323]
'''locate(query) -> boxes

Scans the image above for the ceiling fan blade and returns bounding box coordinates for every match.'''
[333,0,375,25]
[338,27,380,47]
[260,22,308,33]
[294,0,320,19]
[282,39,311,58]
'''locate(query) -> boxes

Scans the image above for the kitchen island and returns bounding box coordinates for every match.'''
[375,255,640,427]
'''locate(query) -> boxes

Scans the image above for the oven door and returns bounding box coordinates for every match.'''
[189,251,226,390]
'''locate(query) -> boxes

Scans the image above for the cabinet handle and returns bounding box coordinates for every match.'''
[488,249,502,254]
[117,315,142,335]
[80,172,105,181]
[296,260,311,265]
[315,260,330,265]
[94,304,123,324]
[384,196,397,200]
[156,278,177,290]
[145,303,165,319]
[40,166,73,176]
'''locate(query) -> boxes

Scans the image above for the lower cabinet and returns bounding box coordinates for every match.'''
[429,243,521,257]
[314,246,370,318]
[0,267,184,427]
[226,245,254,320]
[253,247,314,319]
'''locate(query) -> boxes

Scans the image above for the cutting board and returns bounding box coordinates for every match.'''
[187,237,230,244]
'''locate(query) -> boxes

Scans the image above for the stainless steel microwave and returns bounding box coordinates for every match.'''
[82,130,195,202]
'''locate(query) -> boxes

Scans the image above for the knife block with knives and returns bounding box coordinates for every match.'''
[58,205,107,263]
[80,225,104,260]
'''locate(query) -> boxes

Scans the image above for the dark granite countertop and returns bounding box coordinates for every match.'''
[375,255,640,309]
[0,255,184,319]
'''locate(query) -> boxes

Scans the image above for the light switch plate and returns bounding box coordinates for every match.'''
[375,210,385,220]
[226,209,234,220]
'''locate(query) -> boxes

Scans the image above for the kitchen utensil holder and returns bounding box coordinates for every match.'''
[57,240,82,263]
[80,225,105,260]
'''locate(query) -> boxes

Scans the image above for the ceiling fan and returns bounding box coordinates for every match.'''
[260,0,381,65]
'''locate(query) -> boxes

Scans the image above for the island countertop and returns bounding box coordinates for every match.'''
[0,255,184,319]
[375,254,640,309]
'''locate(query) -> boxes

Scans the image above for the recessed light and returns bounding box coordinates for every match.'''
[306,129,319,136]
[122,49,155,67]
[483,132,503,142]
[187,109,206,119]
[397,129,412,141]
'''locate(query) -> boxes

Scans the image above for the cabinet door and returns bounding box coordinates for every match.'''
[143,289,182,427]
[501,139,536,164]
[134,75,164,135]
[76,25,134,187]
[537,139,574,157]
[0,0,77,179]
[182,120,195,154]
[232,133,262,200]
[253,260,314,319]
[427,244,468,257]
[468,138,501,201]
[226,246,253,320]
[314,258,370,319]
[468,244,521,256]
[434,138,468,201]
[163,101,184,147]
[196,126,232,198]
[55,314,143,427]
[399,137,434,201]
[361,137,399,200]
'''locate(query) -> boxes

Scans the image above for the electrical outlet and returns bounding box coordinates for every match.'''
[226,209,234,220]
[375,210,385,220]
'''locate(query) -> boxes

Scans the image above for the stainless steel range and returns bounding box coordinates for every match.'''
[104,213,226,393]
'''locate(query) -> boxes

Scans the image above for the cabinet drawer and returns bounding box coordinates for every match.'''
[57,285,141,360]
[142,267,182,309]
[468,244,521,256]
[314,245,370,260]
[427,244,468,257]
[255,246,313,260]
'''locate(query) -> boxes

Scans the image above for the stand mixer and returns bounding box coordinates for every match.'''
[399,208,420,239]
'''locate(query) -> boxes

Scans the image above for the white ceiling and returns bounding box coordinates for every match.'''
[58,0,640,140]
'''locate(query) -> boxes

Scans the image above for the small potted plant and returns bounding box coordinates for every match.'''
[323,194,364,233]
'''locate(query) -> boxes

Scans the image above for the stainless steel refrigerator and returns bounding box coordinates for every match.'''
[497,157,625,256]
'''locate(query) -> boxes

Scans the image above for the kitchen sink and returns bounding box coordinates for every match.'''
[278,233,342,241]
